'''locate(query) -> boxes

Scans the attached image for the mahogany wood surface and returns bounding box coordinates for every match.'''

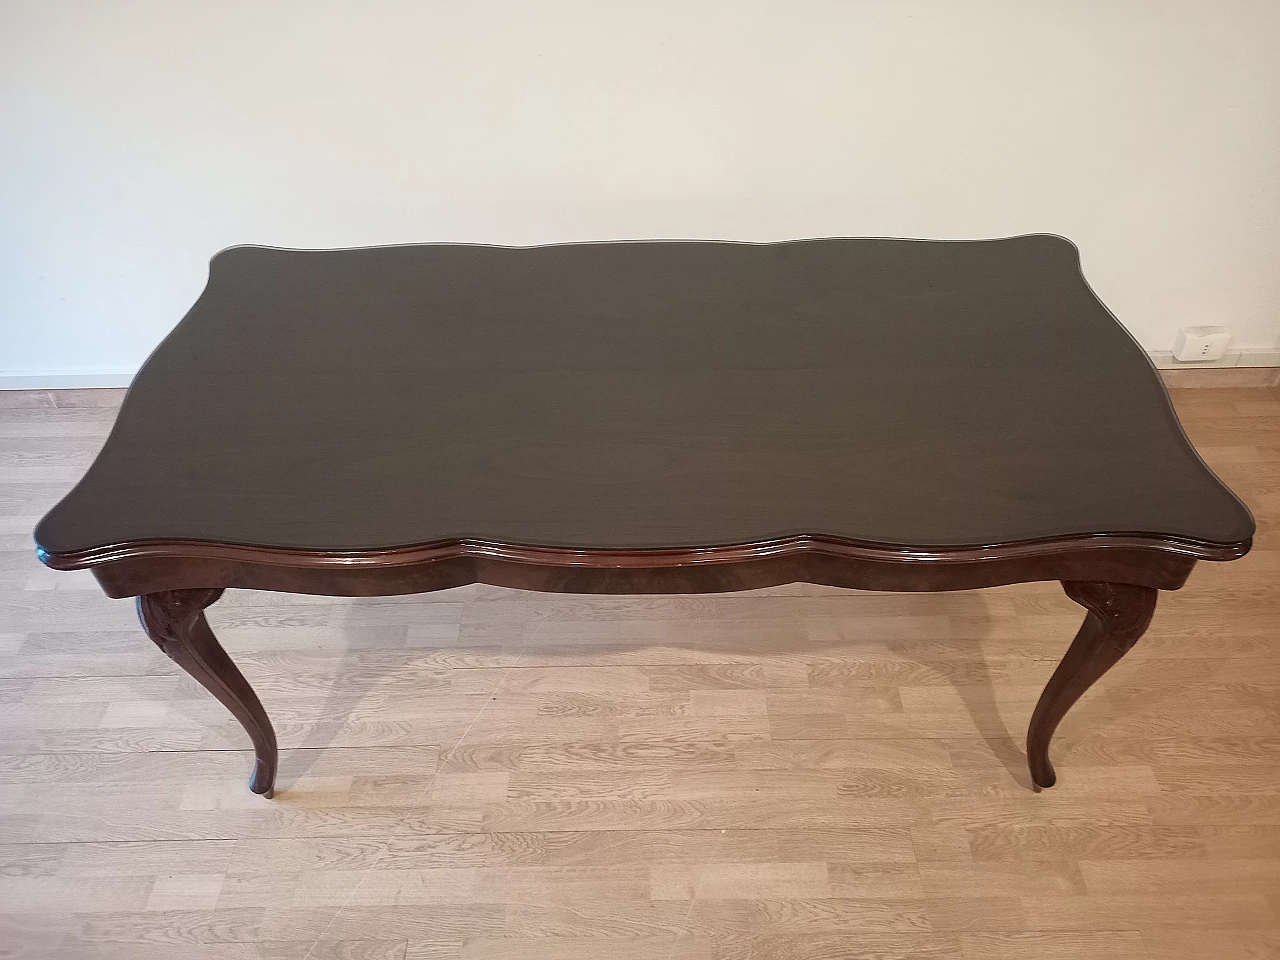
[31,236,1254,794]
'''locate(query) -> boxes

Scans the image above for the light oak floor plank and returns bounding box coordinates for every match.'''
[1,386,1278,958]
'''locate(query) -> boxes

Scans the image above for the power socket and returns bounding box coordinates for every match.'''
[1172,326,1231,363]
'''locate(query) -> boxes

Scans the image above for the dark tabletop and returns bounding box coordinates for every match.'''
[35,236,1254,557]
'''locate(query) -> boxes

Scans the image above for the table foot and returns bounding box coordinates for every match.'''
[137,589,279,797]
[1026,580,1158,789]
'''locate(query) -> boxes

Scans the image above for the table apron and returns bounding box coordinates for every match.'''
[87,544,1200,599]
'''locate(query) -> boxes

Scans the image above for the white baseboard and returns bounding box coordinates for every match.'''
[1148,348,1280,370]
[0,372,135,390]
[2,349,1277,391]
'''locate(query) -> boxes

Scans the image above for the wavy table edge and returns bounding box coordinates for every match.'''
[33,234,1256,600]
[36,531,1251,599]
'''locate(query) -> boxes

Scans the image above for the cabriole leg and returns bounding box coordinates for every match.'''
[137,588,278,797]
[1026,580,1159,788]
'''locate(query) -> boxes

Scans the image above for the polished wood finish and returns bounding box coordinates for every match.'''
[1028,581,1159,788]
[4,385,1279,958]
[30,238,1254,796]
[64,534,1209,600]
[136,589,277,796]
[35,237,1252,563]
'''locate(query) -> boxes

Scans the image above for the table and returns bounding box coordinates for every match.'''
[34,236,1254,798]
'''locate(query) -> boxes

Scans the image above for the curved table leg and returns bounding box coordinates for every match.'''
[137,589,279,797]
[1026,580,1159,789]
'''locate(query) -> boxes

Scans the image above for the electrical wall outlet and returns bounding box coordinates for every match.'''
[1172,326,1231,363]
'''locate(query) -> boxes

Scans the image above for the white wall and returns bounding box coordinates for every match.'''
[3,0,1279,383]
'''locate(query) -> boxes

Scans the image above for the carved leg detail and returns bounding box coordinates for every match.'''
[137,589,278,797]
[1026,581,1159,789]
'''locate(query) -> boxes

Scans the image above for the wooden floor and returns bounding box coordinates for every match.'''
[2,386,1279,960]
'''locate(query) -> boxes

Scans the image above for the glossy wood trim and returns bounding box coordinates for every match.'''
[136,588,278,796]
[35,532,1245,599]
[1027,581,1160,788]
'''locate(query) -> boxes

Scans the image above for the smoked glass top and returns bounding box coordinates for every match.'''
[35,236,1254,557]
